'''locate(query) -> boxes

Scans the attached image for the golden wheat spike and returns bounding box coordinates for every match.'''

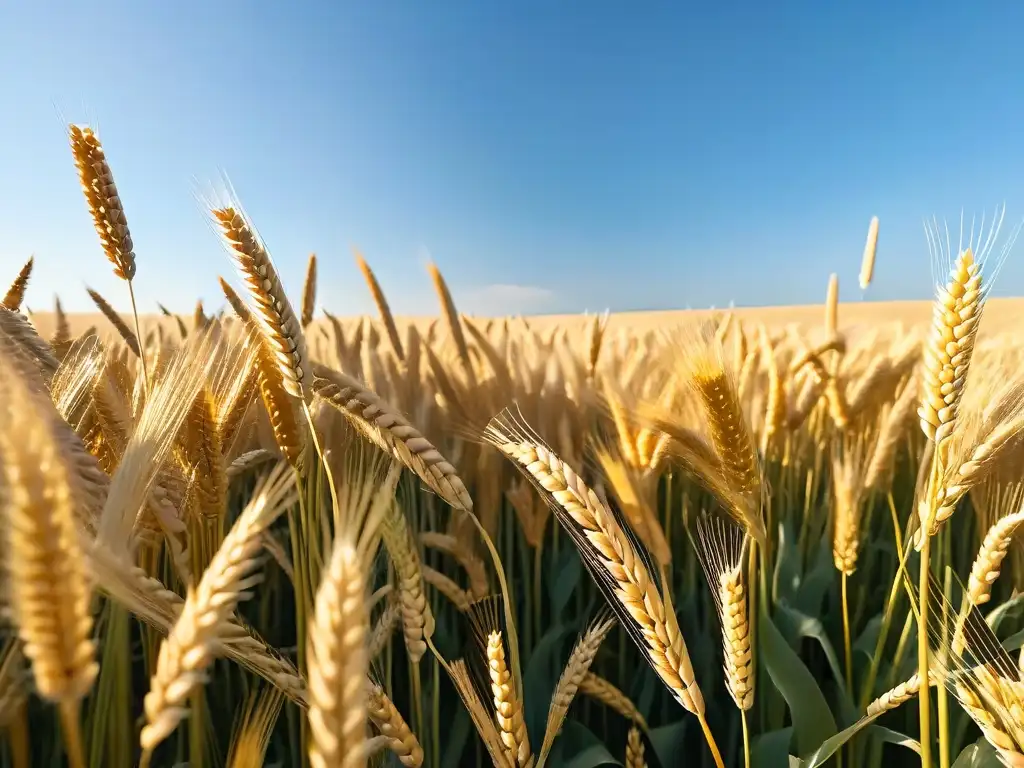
[213,206,307,398]
[307,537,370,768]
[302,252,317,328]
[68,125,136,282]
[0,346,98,767]
[354,249,405,362]
[484,412,705,718]
[825,273,839,337]
[86,288,140,358]
[860,216,879,290]
[312,366,472,510]
[1,256,33,312]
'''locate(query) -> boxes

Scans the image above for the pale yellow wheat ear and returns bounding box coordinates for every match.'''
[917,246,986,545]
[302,252,318,328]
[694,512,754,711]
[537,613,616,765]
[669,325,765,545]
[825,273,839,337]
[312,364,472,510]
[354,249,405,361]
[860,216,879,290]
[426,262,475,385]
[483,408,721,766]
[831,439,867,575]
[226,687,285,768]
[86,288,140,358]
[139,462,296,757]
[212,205,308,399]
[99,328,223,551]
[0,346,97,767]
[2,256,33,311]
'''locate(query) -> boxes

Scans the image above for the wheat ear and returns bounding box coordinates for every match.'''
[625,726,647,768]
[682,334,765,543]
[213,206,307,398]
[312,365,472,510]
[354,249,405,361]
[0,308,60,383]
[538,614,616,763]
[52,296,71,354]
[381,501,434,663]
[367,681,424,767]
[306,538,370,768]
[0,355,97,767]
[68,126,136,281]
[694,513,754,710]
[86,288,140,358]
[860,216,879,290]
[483,411,707,720]
[866,673,923,717]
[2,256,33,311]
[300,252,317,328]
[426,262,475,384]
[140,464,296,755]
[488,629,533,767]
[968,510,1024,606]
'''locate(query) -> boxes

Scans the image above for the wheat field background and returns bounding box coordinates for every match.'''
[4,123,1024,768]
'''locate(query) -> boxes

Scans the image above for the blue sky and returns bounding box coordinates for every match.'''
[2,1,1024,316]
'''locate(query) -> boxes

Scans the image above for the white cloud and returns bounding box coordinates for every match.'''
[458,283,556,316]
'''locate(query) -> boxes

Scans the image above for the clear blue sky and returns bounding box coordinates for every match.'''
[2,1,1024,316]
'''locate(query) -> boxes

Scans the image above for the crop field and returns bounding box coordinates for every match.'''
[1,126,1022,768]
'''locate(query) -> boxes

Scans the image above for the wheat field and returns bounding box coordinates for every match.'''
[0,126,1022,768]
